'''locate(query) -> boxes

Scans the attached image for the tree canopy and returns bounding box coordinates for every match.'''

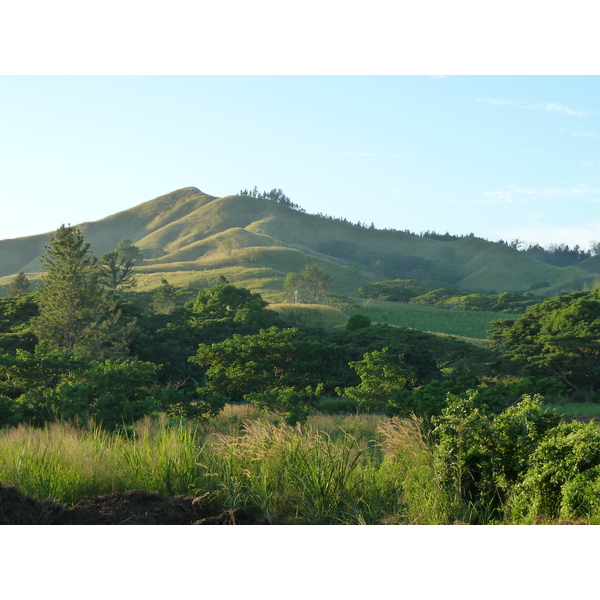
[488,289,600,392]
[100,239,143,290]
[284,264,332,304]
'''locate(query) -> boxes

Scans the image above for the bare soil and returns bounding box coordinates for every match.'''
[0,484,266,525]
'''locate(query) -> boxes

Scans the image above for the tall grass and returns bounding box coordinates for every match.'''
[195,419,405,524]
[0,416,199,506]
[0,411,481,524]
[377,416,452,524]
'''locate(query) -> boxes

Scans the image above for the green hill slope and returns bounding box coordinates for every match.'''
[0,187,593,300]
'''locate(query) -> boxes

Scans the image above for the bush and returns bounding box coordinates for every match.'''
[345,313,372,331]
[432,394,560,522]
[507,421,600,522]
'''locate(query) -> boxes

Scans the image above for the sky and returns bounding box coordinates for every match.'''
[2,74,600,249]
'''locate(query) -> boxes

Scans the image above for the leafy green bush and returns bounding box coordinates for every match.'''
[507,421,600,522]
[0,344,218,430]
[190,326,347,402]
[245,385,323,426]
[337,348,418,415]
[432,394,560,522]
[345,313,372,331]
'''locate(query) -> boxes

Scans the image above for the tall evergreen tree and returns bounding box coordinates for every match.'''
[151,278,178,315]
[32,225,131,358]
[8,272,31,296]
[100,239,143,290]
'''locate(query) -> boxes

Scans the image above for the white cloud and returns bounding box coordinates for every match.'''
[481,184,600,204]
[583,160,600,167]
[545,102,587,116]
[478,99,590,116]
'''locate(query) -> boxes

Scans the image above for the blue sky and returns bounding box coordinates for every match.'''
[2,75,600,248]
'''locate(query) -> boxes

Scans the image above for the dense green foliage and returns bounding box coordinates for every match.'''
[507,421,600,521]
[410,288,539,313]
[190,327,345,402]
[284,264,333,303]
[345,313,372,331]
[0,294,38,353]
[358,279,430,302]
[32,225,132,359]
[432,394,561,520]
[8,272,30,296]
[489,289,600,392]
[0,344,221,430]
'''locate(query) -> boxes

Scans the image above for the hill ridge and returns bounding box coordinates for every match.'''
[0,187,594,300]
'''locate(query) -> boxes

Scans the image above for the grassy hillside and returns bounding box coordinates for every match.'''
[0,186,593,300]
[357,298,517,340]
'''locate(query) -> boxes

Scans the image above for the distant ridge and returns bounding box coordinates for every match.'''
[0,187,594,300]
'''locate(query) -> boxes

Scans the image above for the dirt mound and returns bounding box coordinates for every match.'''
[0,485,266,525]
[0,484,69,525]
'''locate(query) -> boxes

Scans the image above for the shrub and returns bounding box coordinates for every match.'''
[507,421,600,522]
[244,385,322,426]
[432,393,560,522]
[345,313,372,331]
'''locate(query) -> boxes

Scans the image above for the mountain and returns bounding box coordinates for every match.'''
[0,187,594,300]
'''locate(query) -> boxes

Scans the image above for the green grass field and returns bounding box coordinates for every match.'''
[356,298,517,340]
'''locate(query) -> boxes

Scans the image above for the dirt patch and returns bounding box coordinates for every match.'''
[0,485,266,525]
[0,484,69,525]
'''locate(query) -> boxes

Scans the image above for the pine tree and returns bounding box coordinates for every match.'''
[151,278,178,314]
[8,272,31,296]
[32,225,131,358]
[100,239,143,290]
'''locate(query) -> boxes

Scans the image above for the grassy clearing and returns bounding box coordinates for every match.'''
[552,403,600,420]
[358,298,518,339]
